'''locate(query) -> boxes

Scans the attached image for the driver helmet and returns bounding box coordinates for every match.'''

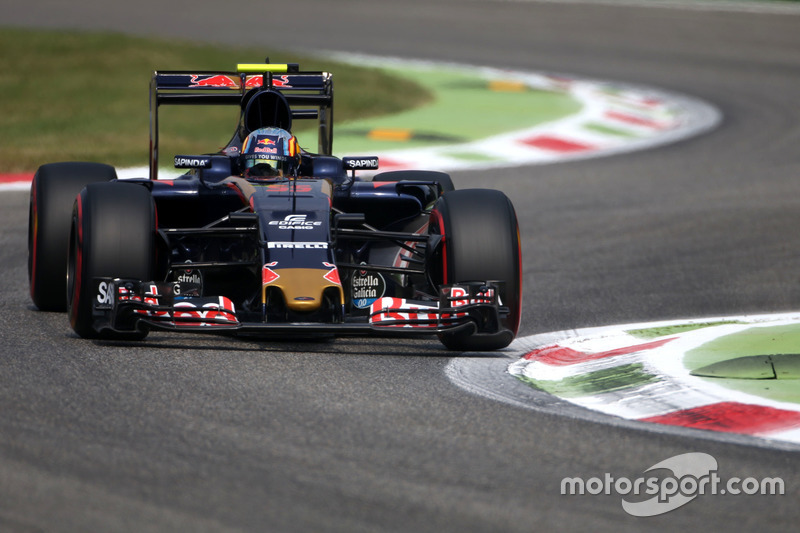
[240,127,300,179]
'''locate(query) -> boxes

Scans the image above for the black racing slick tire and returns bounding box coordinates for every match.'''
[430,189,522,351]
[67,182,156,339]
[28,162,117,311]
[373,170,455,193]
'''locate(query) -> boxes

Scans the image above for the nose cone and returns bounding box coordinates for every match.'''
[263,267,343,312]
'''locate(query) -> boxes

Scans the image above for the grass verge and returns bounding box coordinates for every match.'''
[0,28,432,173]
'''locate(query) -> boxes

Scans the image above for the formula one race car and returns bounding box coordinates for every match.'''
[28,62,521,350]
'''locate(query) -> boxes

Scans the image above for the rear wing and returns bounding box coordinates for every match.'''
[149,63,333,180]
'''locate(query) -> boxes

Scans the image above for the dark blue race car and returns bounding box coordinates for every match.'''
[28,62,521,350]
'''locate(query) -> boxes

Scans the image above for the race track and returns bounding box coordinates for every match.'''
[2,1,800,531]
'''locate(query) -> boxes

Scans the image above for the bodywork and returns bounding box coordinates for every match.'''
[70,63,516,344]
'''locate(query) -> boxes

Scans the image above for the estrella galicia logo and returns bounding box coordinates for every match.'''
[351,264,386,309]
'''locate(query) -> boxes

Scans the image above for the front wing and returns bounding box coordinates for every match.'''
[88,278,509,338]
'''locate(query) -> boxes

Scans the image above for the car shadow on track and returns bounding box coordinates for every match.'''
[85,333,479,358]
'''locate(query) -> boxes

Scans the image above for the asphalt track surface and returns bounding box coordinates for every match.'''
[3,0,800,531]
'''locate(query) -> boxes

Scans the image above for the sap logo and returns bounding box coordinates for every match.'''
[269,214,322,230]
[96,281,114,305]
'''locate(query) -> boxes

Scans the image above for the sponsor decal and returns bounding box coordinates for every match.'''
[323,262,341,285]
[96,280,114,307]
[267,242,328,249]
[343,156,379,170]
[268,214,322,230]
[250,136,279,155]
[173,297,238,326]
[351,265,386,309]
[449,285,495,307]
[189,74,238,88]
[174,156,212,168]
[187,74,292,89]
[262,261,280,284]
[174,264,203,295]
[369,297,439,328]
[176,268,202,285]
[244,74,292,88]
[172,281,201,297]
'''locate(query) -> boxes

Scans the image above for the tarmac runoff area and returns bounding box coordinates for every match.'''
[11,57,790,447]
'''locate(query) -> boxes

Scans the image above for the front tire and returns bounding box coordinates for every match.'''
[430,189,522,351]
[28,162,117,311]
[67,182,156,339]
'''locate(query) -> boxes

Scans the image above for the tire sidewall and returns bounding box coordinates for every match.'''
[28,162,116,311]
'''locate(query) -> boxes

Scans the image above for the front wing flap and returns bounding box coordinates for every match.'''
[368,283,505,331]
[94,279,240,333]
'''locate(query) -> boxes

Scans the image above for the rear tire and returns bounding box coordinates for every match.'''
[430,189,522,351]
[28,162,116,311]
[67,182,156,339]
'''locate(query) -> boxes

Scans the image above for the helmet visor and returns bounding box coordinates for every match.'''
[243,154,291,178]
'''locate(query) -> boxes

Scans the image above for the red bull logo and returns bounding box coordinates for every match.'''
[189,74,239,88]
[257,138,276,145]
[244,75,293,88]
[185,74,294,89]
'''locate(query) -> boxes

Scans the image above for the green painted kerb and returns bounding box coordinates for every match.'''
[626,321,744,340]
[685,324,800,405]
[691,354,800,380]
[516,363,660,398]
